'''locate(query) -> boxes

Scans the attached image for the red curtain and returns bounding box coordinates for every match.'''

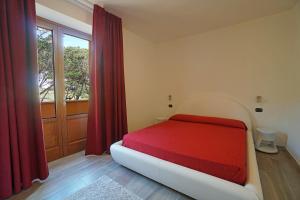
[0,0,49,199]
[86,5,128,155]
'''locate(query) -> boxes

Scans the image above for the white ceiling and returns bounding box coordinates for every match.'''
[73,0,298,42]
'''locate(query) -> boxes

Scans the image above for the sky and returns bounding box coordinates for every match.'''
[63,34,89,49]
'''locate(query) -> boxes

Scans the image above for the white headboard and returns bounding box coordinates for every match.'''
[175,94,252,129]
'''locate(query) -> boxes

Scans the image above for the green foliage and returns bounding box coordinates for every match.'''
[37,28,55,102]
[64,46,89,101]
[37,27,89,102]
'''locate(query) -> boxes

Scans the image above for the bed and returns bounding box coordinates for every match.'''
[111,94,263,200]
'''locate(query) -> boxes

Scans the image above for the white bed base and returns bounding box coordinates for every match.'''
[111,94,263,200]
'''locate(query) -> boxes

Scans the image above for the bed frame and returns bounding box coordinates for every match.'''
[111,94,263,200]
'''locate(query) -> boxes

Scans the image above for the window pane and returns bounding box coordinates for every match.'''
[37,27,56,119]
[63,34,89,102]
[37,27,55,103]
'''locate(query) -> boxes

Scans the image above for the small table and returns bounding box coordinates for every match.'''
[255,128,278,153]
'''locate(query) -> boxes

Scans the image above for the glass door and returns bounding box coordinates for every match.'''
[37,18,91,161]
[37,25,64,161]
[62,33,90,156]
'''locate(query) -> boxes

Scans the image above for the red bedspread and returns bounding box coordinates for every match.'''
[122,114,247,185]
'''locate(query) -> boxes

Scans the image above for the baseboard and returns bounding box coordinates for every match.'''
[286,147,300,166]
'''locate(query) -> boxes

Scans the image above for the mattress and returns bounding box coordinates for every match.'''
[122,114,247,185]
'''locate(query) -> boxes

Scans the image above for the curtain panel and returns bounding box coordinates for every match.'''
[86,5,128,155]
[0,0,49,199]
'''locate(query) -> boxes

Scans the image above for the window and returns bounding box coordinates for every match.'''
[63,34,90,101]
[37,19,91,118]
[36,18,92,161]
[37,27,55,102]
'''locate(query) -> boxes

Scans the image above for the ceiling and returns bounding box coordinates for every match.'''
[72,0,298,42]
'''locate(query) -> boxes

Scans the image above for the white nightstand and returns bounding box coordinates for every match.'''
[155,117,168,123]
[255,128,278,153]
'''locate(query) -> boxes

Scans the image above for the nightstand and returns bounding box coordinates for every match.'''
[255,127,278,153]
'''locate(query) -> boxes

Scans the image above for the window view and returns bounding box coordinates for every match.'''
[37,27,55,102]
[63,34,90,101]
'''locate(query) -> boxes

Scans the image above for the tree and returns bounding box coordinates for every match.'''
[37,28,55,102]
[37,27,90,102]
[64,46,89,101]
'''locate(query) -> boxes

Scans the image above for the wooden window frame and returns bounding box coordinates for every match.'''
[37,17,92,116]
[37,17,92,160]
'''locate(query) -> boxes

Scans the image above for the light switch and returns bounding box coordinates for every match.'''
[256,96,262,103]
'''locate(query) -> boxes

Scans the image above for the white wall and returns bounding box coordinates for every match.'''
[123,30,160,131]
[36,0,92,25]
[283,3,300,165]
[156,5,300,164]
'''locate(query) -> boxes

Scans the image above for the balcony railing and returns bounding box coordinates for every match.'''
[41,100,89,119]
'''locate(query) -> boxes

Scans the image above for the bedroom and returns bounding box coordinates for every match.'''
[0,0,300,200]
